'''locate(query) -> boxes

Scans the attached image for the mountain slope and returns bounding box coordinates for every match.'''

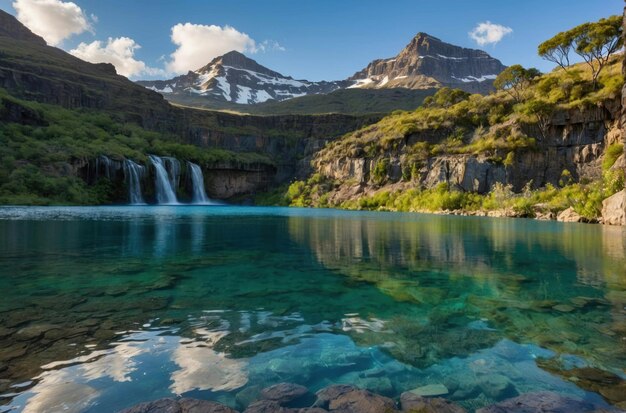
[137,51,347,105]
[349,33,506,94]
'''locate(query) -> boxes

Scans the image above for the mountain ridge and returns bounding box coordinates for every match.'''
[137,50,348,105]
[137,32,506,109]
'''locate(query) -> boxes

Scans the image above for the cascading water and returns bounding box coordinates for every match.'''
[162,157,181,190]
[124,160,146,205]
[187,162,211,204]
[96,155,113,180]
[148,155,178,204]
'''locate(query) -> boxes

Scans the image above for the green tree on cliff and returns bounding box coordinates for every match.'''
[494,65,541,103]
[538,15,623,88]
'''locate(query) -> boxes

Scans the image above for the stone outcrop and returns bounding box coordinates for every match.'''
[313,98,621,204]
[557,207,588,223]
[349,32,506,94]
[602,190,626,225]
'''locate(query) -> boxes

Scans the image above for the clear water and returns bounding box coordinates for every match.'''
[0,206,624,413]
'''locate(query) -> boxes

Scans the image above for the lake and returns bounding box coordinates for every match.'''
[0,206,625,412]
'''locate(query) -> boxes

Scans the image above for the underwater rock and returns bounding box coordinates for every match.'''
[314,384,359,408]
[235,385,262,410]
[409,383,449,397]
[566,368,626,407]
[400,392,467,413]
[326,388,397,413]
[475,391,601,413]
[355,376,394,396]
[118,398,239,413]
[243,400,294,413]
[552,304,576,313]
[478,374,518,399]
[260,383,308,405]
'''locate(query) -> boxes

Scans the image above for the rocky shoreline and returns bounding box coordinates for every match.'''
[118,383,624,413]
[350,187,626,226]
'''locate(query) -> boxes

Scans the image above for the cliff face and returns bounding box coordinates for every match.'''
[313,98,621,205]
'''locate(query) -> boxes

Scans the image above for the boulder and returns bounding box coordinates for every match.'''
[326,388,397,413]
[314,385,359,408]
[557,207,588,223]
[260,383,308,405]
[400,392,466,412]
[118,398,238,413]
[602,190,626,226]
[475,391,599,413]
[243,400,295,413]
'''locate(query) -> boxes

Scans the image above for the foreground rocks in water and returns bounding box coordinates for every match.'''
[325,387,397,412]
[602,190,626,226]
[118,398,238,413]
[260,382,309,405]
[475,391,610,413]
[400,391,467,413]
[557,207,590,223]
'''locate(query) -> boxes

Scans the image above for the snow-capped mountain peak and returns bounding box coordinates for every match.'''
[137,51,346,105]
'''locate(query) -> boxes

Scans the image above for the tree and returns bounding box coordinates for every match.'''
[538,15,623,88]
[538,31,574,70]
[573,16,623,88]
[494,65,541,103]
[517,99,555,140]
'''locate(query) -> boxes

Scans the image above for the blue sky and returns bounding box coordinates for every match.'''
[0,0,621,80]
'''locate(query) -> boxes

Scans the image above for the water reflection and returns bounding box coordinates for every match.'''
[0,207,625,412]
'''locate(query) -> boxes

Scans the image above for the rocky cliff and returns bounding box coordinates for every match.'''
[601,7,626,225]
[348,33,506,94]
[315,100,620,196]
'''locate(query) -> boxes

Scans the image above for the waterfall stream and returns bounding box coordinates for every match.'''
[148,155,179,204]
[124,160,146,205]
[188,162,211,204]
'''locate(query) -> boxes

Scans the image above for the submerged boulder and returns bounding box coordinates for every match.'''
[400,392,466,413]
[118,398,238,413]
[476,391,603,413]
[260,383,308,405]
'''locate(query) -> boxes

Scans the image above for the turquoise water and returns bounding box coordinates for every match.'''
[0,206,625,412]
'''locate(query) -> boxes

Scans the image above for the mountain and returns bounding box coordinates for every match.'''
[348,33,507,94]
[137,51,348,105]
[138,33,506,111]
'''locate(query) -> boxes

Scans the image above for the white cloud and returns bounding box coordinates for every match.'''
[12,0,93,46]
[70,37,165,78]
[469,21,513,46]
[167,23,258,74]
[258,40,286,53]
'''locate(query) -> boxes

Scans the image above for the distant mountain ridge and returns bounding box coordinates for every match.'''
[138,33,506,108]
[137,51,348,105]
[348,33,506,94]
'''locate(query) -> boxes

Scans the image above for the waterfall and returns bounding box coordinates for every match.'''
[124,160,146,205]
[96,155,113,180]
[162,157,181,190]
[188,162,211,204]
[148,155,179,204]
